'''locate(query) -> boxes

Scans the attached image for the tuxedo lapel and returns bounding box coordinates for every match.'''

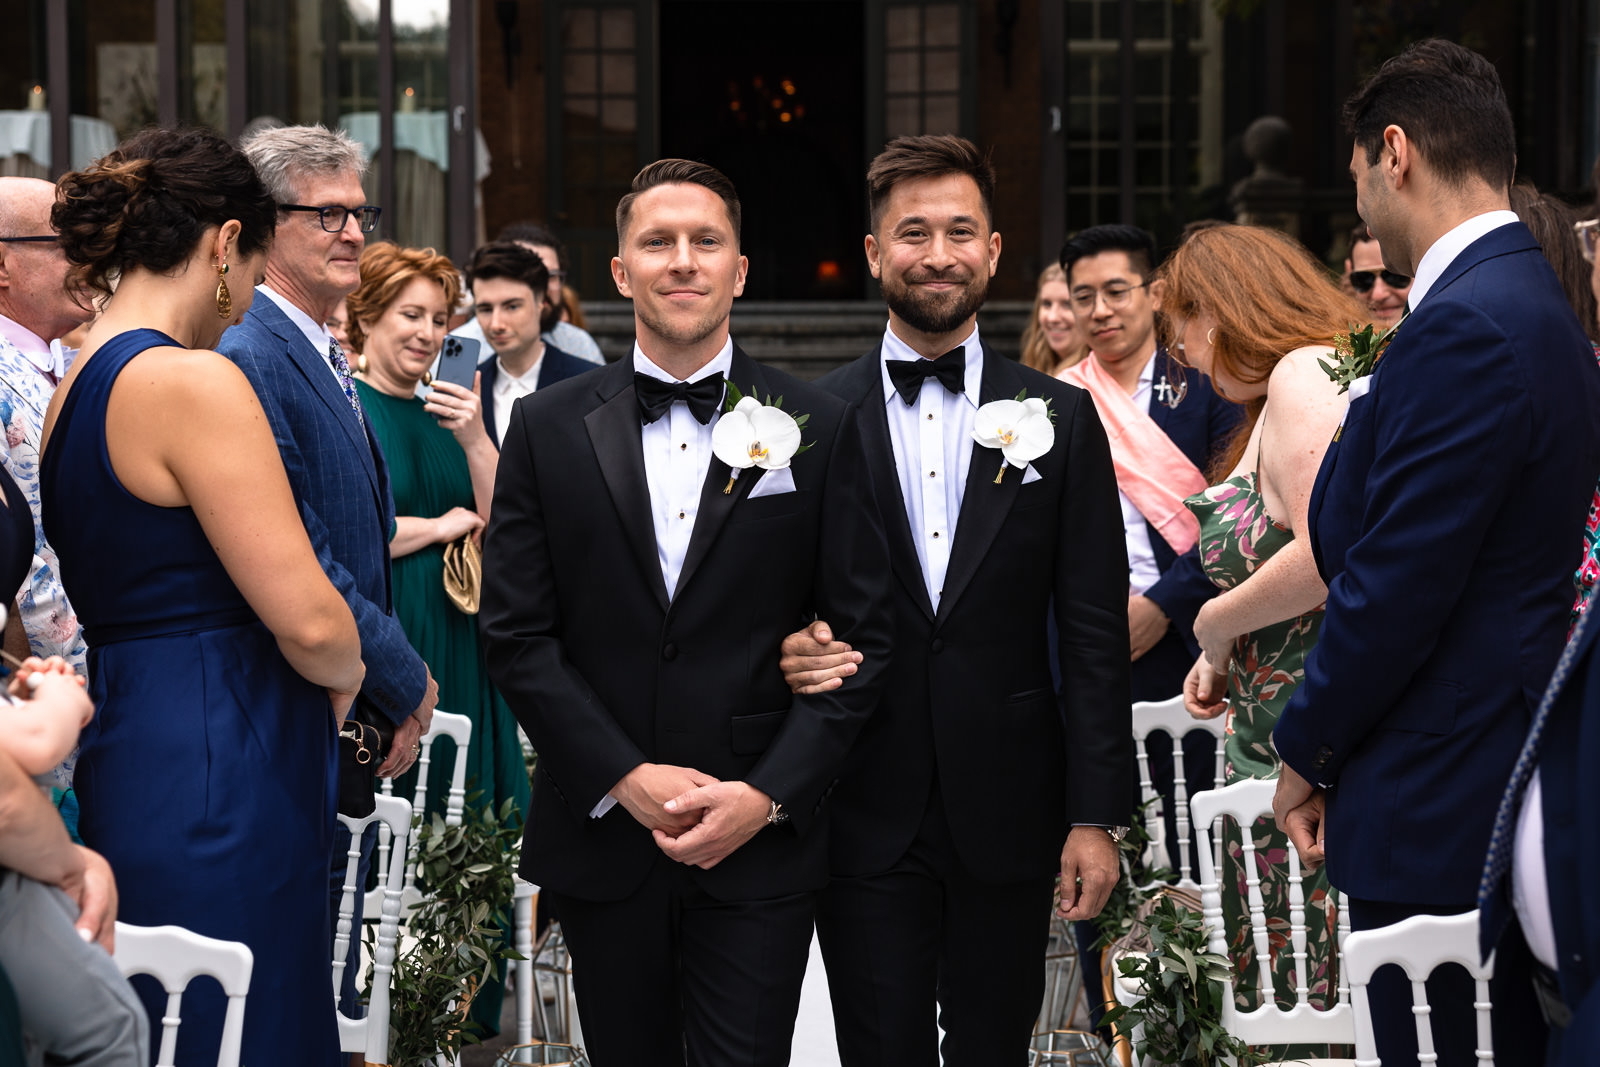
[584,360,670,612]
[851,354,935,622]
[480,358,501,448]
[675,346,765,600]
[938,347,1024,627]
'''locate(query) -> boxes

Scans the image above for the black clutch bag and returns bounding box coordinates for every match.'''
[336,697,399,818]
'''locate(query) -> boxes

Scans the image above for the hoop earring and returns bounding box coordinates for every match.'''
[1206,326,1216,347]
[215,262,232,320]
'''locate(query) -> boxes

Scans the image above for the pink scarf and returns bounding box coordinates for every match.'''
[1061,356,1206,553]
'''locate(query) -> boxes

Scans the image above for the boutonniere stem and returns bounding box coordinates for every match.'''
[1319,322,1396,393]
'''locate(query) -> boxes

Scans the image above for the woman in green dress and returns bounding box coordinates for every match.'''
[346,242,530,1034]
[1156,225,1363,1038]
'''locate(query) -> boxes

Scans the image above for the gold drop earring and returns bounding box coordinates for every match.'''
[215,262,232,320]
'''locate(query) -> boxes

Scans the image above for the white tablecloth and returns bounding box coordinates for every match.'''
[339,111,491,181]
[0,110,118,171]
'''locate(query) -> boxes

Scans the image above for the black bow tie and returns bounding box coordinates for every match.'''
[634,372,725,425]
[886,348,966,405]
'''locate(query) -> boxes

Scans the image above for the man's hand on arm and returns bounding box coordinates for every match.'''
[1272,761,1325,871]
[376,667,438,778]
[653,781,774,869]
[613,763,720,836]
[778,618,861,695]
[1127,595,1170,662]
[1055,826,1120,920]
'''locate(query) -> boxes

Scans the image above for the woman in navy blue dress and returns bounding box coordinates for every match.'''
[39,127,365,1064]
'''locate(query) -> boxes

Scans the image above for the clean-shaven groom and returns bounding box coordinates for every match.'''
[782,134,1132,1063]
[480,159,891,1067]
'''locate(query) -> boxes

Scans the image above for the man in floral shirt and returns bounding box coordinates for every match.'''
[0,178,92,789]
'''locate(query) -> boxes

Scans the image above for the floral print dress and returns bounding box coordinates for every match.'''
[1186,469,1341,1029]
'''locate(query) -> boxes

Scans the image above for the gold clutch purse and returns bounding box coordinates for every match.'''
[442,534,482,615]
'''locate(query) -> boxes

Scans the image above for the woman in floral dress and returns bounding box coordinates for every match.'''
[1156,225,1363,1042]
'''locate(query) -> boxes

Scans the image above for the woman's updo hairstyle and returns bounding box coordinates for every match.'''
[53,126,276,297]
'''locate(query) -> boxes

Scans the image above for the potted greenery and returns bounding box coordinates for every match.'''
[375,794,525,1066]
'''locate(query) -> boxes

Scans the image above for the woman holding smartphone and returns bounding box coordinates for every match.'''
[346,241,526,1037]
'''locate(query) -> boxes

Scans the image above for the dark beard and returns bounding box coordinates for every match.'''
[882,270,988,335]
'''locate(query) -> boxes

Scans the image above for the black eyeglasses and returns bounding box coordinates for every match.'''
[1349,269,1410,294]
[0,235,58,244]
[279,204,382,233]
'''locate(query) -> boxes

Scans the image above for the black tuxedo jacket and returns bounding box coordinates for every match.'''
[1139,348,1243,650]
[816,343,1133,883]
[478,343,598,449]
[481,345,891,902]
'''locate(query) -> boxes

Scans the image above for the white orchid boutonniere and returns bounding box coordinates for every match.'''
[710,382,813,494]
[973,390,1056,484]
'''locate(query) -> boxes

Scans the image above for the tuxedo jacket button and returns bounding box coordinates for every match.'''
[930,638,944,654]
[662,643,678,661]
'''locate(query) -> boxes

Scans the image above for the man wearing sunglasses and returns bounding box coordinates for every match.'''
[1343,223,1411,328]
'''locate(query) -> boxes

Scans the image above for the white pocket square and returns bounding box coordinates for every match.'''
[747,467,797,499]
[1347,375,1373,401]
[1021,463,1043,485]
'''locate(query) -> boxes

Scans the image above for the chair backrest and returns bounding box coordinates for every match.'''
[334,793,413,1063]
[113,922,253,1067]
[1342,910,1494,1067]
[1191,779,1355,1047]
[1131,695,1228,888]
[374,709,474,916]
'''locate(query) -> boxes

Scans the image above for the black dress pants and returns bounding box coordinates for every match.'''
[815,787,1054,1067]
[545,859,814,1067]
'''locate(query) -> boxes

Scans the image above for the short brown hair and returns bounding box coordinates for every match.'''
[615,159,741,247]
[1157,224,1365,477]
[345,242,461,353]
[866,135,995,233]
[1344,38,1515,193]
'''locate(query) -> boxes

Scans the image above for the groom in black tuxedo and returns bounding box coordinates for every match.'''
[480,159,891,1067]
[781,135,1133,1064]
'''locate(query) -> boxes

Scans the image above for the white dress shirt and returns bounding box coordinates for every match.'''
[635,339,732,599]
[880,324,983,612]
[492,353,545,445]
[1405,210,1519,311]
[1117,353,1162,595]
[257,285,342,382]
[590,338,733,819]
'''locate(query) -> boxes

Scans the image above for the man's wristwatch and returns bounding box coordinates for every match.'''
[766,800,790,826]
[1105,826,1130,843]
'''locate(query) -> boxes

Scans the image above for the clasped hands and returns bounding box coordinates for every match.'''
[614,763,774,870]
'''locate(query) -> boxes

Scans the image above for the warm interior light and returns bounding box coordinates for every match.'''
[816,260,840,282]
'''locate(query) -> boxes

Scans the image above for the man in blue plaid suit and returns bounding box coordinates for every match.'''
[217,125,438,1030]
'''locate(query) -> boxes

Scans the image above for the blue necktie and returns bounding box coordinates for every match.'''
[328,339,365,426]
[1478,605,1595,908]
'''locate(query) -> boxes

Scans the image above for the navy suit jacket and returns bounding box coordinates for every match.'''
[1274,221,1600,906]
[1138,347,1243,652]
[1524,610,1600,1059]
[478,343,597,450]
[219,296,428,724]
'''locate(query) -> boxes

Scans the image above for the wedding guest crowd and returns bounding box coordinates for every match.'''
[7,32,1600,1067]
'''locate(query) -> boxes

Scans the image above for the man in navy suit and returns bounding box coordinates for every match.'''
[1059,224,1240,701]
[465,241,596,449]
[218,124,439,1026]
[1271,40,1600,1062]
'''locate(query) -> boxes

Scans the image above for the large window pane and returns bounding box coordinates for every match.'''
[0,1,57,176]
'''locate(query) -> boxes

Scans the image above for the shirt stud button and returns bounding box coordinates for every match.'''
[931,531,941,539]
[679,442,687,451]
[928,470,936,478]
[678,510,686,520]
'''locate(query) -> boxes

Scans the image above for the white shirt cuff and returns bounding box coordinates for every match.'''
[590,794,618,819]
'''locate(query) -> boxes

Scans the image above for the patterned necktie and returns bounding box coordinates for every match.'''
[1478,604,1595,907]
[328,339,365,426]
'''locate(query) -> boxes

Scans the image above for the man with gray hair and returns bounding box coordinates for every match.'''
[216,124,437,1028]
[0,179,92,724]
